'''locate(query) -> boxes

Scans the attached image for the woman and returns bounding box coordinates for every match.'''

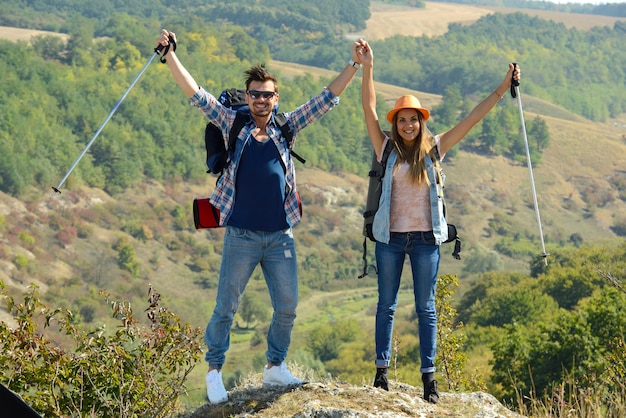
[356,40,520,403]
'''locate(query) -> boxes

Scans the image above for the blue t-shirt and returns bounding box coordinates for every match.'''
[227,136,288,231]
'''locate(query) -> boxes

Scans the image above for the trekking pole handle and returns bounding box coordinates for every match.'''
[510,62,519,98]
[154,34,177,63]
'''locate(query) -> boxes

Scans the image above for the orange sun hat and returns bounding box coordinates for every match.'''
[386,95,430,123]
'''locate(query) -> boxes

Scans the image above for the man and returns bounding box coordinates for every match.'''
[156,29,365,404]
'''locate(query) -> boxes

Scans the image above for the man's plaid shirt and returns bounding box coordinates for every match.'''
[190,86,339,227]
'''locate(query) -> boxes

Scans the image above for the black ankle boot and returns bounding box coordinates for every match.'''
[422,373,439,404]
[373,368,389,391]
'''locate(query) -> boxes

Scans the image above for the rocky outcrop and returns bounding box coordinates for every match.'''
[181,380,524,418]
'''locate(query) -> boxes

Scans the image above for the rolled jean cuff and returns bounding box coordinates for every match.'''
[420,366,436,374]
[208,363,223,370]
[375,359,389,368]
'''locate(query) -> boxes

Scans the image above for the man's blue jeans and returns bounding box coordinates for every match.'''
[374,231,440,373]
[205,226,298,369]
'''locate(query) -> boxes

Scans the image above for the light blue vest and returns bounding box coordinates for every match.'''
[372,149,448,245]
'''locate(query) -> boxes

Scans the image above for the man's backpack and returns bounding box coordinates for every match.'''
[204,88,304,176]
[194,88,305,230]
[358,138,461,278]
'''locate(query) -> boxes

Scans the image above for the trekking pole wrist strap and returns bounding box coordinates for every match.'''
[510,62,519,98]
[157,34,177,64]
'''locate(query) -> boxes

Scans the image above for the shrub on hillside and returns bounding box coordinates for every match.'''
[611,217,626,237]
[0,281,203,417]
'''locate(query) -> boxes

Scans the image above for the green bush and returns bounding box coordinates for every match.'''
[13,253,30,270]
[0,281,203,417]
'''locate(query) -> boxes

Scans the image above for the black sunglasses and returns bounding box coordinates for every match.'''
[246,90,277,100]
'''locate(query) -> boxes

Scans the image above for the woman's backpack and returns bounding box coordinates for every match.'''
[358,139,461,278]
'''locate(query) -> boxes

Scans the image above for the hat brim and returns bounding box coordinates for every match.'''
[386,107,430,124]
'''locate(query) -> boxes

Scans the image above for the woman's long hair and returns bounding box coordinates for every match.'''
[391,111,440,185]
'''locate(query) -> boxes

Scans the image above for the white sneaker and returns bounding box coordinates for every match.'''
[262,362,304,386]
[206,369,228,404]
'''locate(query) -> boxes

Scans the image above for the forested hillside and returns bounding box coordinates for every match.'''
[369,12,626,121]
[2,0,625,121]
[2,0,625,196]
[1,1,625,416]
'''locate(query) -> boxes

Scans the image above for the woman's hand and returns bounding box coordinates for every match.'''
[352,38,371,66]
[505,63,521,87]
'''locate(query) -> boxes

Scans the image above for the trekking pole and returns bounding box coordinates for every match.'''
[50,42,170,197]
[511,62,548,265]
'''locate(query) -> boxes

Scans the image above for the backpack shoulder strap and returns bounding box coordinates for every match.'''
[431,143,441,162]
[430,144,446,212]
[274,113,293,145]
[226,111,306,164]
[381,138,394,167]
[428,143,444,181]
[275,112,305,164]
[227,110,250,152]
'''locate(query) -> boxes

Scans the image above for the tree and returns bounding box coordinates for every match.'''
[114,238,141,278]
[456,271,528,324]
[470,284,559,328]
[489,248,626,402]
[64,17,95,66]
[436,274,477,391]
[480,110,509,154]
[239,292,270,329]
[529,116,550,152]
[31,35,65,61]
[569,232,584,247]
[306,319,363,362]
[490,323,534,401]
[462,245,504,274]
[541,267,598,310]
[431,84,463,134]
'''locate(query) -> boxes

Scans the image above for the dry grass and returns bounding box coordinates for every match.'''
[0,26,69,42]
[514,379,626,418]
[352,1,496,40]
[350,1,626,41]
[495,6,626,30]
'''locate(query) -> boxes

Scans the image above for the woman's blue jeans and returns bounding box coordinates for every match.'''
[375,231,440,373]
[205,226,298,369]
